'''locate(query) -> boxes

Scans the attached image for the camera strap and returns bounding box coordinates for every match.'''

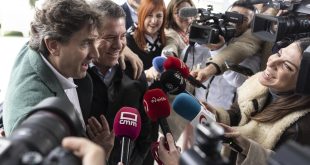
[183,44,195,63]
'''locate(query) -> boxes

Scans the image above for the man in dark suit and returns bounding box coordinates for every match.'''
[78,1,152,164]
[121,0,140,29]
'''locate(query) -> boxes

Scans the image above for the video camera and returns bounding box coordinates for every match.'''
[0,97,84,165]
[179,122,230,165]
[179,5,244,44]
[251,0,310,42]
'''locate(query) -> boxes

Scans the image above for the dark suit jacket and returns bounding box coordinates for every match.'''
[121,3,135,30]
[77,63,152,165]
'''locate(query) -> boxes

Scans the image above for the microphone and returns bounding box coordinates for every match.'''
[113,107,142,165]
[152,56,167,73]
[143,88,171,136]
[160,69,186,95]
[172,93,216,126]
[179,7,198,18]
[172,93,243,153]
[163,56,207,89]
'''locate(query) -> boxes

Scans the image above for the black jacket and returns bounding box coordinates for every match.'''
[85,64,152,165]
[121,3,134,30]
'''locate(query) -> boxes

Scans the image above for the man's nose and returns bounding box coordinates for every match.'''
[90,43,99,59]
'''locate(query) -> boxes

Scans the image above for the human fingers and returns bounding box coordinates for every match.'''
[88,117,102,135]
[100,115,110,132]
[166,133,177,151]
[119,53,126,70]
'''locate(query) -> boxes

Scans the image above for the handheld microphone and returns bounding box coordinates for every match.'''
[172,93,216,126]
[163,56,207,89]
[152,56,167,73]
[172,93,243,153]
[143,88,171,136]
[160,69,186,95]
[113,107,141,165]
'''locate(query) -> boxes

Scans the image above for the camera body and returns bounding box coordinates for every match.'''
[0,97,84,165]
[179,122,230,165]
[252,0,310,42]
[187,6,243,44]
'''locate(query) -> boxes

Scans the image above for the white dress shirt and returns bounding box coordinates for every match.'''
[41,54,86,130]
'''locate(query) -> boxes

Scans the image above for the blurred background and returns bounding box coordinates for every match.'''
[0,0,236,103]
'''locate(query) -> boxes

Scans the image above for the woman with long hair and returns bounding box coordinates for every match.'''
[126,0,166,72]
[163,0,195,57]
[157,37,310,165]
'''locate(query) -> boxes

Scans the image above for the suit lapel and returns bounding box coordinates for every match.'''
[28,49,68,100]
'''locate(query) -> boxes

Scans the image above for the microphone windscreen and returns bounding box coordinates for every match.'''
[113,107,141,140]
[163,56,190,78]
[152,56,167,73]
[172,93,201,121]
[143,88,170,122]
[160,70,186,95]
[179,7,198,18]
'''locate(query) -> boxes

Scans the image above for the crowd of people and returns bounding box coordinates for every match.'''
[1,0,309,165]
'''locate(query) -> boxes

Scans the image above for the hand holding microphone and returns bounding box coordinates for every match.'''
[145,56,168,81]
[172,93,243,153]
[163,56,207,89]
[158,133,180,165]
[152,56,167,73]
[113,107,142,165]
[143,88,171,136]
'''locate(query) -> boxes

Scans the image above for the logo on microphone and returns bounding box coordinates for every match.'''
[199,115,207,125]
[119,112,138,127]
[151,96,167,103]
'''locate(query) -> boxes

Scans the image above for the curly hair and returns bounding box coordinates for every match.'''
[29,0,102,55]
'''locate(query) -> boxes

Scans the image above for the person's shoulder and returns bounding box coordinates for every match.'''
[165,28,179,37]
[121,2,128,8]
[122,64,147,86]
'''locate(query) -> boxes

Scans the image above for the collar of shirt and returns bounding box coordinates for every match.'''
[145,34,158,44]
[126,2,138,24]
[89,62,117,86]
[40,54,77,90]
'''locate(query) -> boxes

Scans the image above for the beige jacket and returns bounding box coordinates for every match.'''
[163,28,188,57]
[216,73,310,164]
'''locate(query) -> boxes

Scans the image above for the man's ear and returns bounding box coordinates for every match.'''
[44,37,60,56]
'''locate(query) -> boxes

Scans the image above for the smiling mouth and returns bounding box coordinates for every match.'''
[82,61,90,69]
[263,71,275,80]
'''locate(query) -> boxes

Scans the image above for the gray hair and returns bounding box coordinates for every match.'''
[89,0,126,24]
[29,0,102,55]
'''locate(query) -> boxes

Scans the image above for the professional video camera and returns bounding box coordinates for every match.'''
[251,0,310,42]
[179,5,245,44]
[179,122,230,165]
[0,97,85,165]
